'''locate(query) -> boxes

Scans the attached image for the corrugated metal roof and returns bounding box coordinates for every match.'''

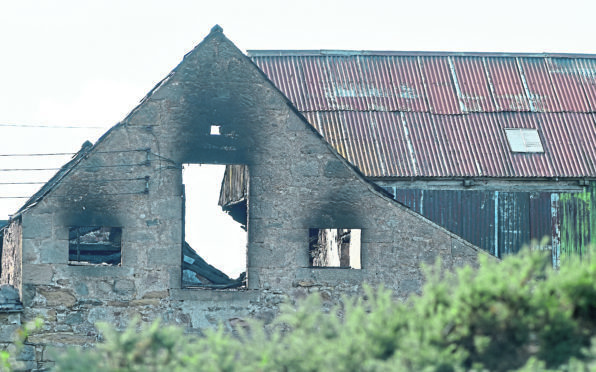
[251,51,596,178]
[298,111,596,178]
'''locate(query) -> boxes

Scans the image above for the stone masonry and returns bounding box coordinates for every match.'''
[0,26,491,370]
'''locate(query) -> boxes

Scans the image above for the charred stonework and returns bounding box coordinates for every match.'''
[1,219,22,296]
[0,27,491,370]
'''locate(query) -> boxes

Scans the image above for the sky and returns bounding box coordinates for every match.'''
[1,0,595,274]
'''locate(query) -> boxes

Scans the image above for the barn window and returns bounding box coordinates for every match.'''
[505,128,544,153]
[309,228,361,269]
[68,226,122,265]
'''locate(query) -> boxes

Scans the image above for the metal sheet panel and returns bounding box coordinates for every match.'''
[254,53,596,179]
[529,192,552,244]
[393,189,497,254]
[389,57,430,112]
[355,56,398,111]
[547,58,592,112]
[518,58,562,112]
[498,192,530,256]
[465,113,513,177]
[575,58,596,111]
[485,57,532,111]
[393,189,424,212]
[430,115,482,177]
[423,190,497,254]
[304,111,417,177]
[538,113,596,177]
[451,56,498,112]
[401,112,452,177]
[559,191,592,258]
[326,56,367,111]
[301,56,333,111]
[418,56,461,114]
[252,56,307,111]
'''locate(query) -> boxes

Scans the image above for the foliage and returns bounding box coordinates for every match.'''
[0,318,43,372]
[53,247,596,372]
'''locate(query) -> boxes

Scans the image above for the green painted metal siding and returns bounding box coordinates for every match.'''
[559,182,595,259]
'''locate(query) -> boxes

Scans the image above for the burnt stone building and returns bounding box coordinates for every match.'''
[0,27,487,369]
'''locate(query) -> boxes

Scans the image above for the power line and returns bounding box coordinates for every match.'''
[0,123,106,129]
[0,191,148,199]
[0,162,149,172]
[0,152,74,157]
[0,148,150,157]
[0,182,46,185]
[0,177,148,186]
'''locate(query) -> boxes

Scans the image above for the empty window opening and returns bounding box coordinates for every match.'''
[505,128,544,153]
[309,228,361,269]
[69,226,122,265]
[182,164,247,288]
[210,125,221,136]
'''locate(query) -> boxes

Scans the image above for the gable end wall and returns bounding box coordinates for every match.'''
[4,29,489,369]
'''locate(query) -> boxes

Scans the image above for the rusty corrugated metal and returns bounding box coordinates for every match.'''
[547,58,592,112]
[251,52,596,179]
[252,51,596,115]
[575,58,596,111]
[431,115,482,177]
[302,111,596,178]
[518,58,562,112]
[401,112,452,177]
[451,56,498,112]
[540,113,596,177]
[389,56,429,112]
[463,113,512,177]
[418,56,461,114]
[481,57,532,111]
[304,111,416,177]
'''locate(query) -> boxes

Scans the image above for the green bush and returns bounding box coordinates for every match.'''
[53,247,596,372]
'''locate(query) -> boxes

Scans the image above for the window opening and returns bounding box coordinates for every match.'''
[309,228,361,269]
[210,125,221,136]
[505,128,544,153]
[68,226,122,265]
[182,164,247,288]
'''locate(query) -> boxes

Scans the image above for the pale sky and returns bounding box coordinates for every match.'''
[1,0,595,274]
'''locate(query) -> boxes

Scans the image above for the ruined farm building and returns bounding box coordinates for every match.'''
[0,26,594,369]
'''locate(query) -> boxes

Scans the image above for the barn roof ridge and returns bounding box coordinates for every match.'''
[248,49,596,59]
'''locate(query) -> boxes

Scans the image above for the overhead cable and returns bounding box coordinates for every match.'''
[0,148,149,157]
[0,162,150,172]
[0,123,105,129]
[0,177,148,185]
[0,191,148,199]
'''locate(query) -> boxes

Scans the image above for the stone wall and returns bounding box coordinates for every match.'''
[1,219,22,296]
[0,28,492,370]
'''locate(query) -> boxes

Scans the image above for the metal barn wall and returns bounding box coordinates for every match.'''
[558,184,595,259]
[387,183,594,261]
